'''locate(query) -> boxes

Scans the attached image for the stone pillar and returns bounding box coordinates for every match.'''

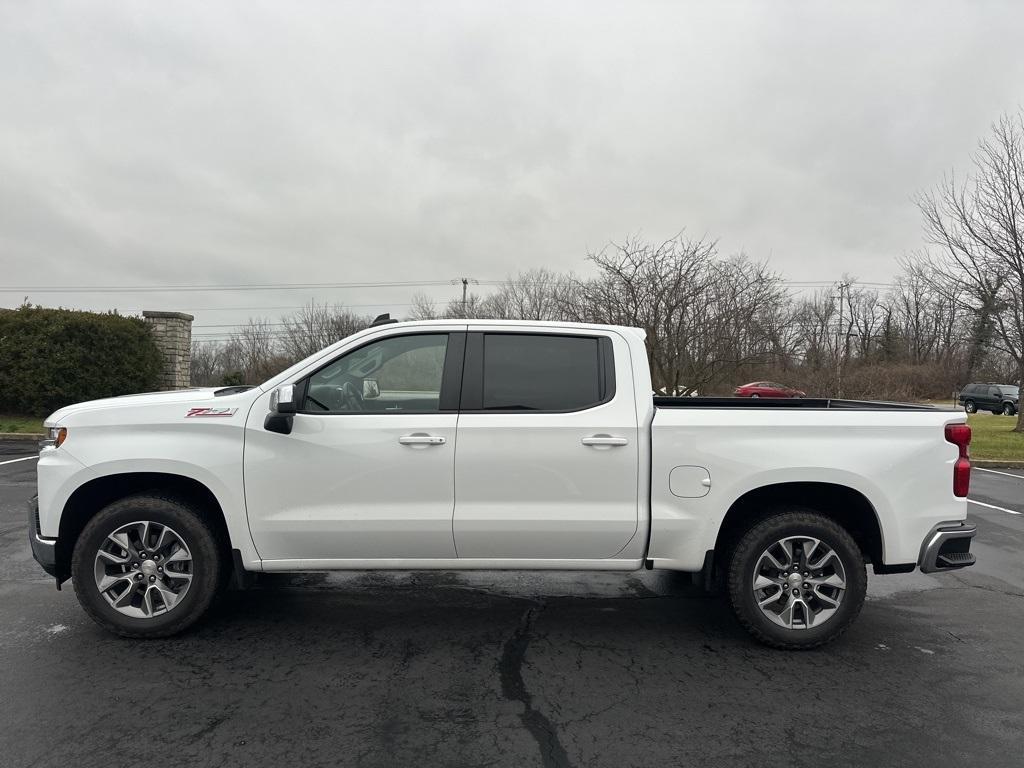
[143,311,195,390]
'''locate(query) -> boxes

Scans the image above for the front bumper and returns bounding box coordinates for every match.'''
[919,522,977,573]
[27,495,59,578]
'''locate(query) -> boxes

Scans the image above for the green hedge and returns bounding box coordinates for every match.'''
[0,306,163,416]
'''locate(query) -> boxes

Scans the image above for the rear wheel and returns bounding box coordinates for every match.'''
[964,399,976,414]
[71,495,222,638]
[727,510,867,649]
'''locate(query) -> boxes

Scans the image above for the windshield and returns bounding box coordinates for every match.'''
[1002,386,1019,395]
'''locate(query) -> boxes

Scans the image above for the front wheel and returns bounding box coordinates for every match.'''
[964,399,976,414]
[727,510,867,649]
[71,495,223,638]
[1003,402,1016,416]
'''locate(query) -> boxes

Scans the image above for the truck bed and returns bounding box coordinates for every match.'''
[653,397,948,411]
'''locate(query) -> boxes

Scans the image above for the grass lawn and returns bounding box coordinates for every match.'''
[966,411,1024,462]
[0,414,45,434]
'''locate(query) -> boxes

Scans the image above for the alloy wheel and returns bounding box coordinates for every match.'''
[93,521,194,618]
[751,535,847,630]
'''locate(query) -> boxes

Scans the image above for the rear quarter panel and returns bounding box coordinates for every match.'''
[649,408,969,570]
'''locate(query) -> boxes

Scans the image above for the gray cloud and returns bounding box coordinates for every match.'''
[2,1,1024,331]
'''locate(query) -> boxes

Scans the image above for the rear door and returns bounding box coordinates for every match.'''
[452,328,640,560]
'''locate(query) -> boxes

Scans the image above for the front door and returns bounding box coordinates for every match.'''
[453,329,640,560]
[244,331,463,562]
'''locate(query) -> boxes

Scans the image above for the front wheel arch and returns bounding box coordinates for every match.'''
[57,473,231,584]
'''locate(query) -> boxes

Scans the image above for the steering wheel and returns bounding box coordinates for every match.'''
[340,381,364,411]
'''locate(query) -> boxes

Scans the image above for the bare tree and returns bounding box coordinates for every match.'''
[484,268,573,320]
[227,318,280,384]
[278,302,369,360]
[569,234,791,394]
[189,340,221,386]
[407,292,439,321]
[916,111,1024,430]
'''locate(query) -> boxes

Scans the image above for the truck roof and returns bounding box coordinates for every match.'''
[378,318,646,339]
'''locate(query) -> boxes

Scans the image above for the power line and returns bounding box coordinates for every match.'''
[0,279,459,294]
[125,301,421,314]
[0,276,900,295]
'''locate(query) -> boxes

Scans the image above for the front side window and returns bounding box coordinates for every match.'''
[481,334,605,411]
[303,334,448,413]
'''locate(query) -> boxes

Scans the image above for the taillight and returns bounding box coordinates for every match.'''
[944,423,971,497]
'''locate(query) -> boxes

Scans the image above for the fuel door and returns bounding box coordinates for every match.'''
[669,465,712,498]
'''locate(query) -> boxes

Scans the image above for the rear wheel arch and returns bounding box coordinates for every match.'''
[57,472,231,580]
[714,482,884,571]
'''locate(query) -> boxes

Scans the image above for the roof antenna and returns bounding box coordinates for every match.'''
[370,313,399,327]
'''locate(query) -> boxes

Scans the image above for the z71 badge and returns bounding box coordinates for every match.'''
[185,407,238,418]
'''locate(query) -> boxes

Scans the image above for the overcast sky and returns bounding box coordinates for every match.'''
[2,1,1023,336]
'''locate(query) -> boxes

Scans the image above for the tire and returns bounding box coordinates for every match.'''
[1003,402,1016,417]
[750,393,760,399]
[964,399,976,414]
[71,495,223,638]
[726,509,867,650]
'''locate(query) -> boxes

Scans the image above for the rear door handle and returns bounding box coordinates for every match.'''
[399,434,446,445]
[581,435,629,447]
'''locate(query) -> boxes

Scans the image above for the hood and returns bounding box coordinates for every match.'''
[46,388,233,425]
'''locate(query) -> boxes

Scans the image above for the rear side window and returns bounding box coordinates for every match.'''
[479,334,609,411]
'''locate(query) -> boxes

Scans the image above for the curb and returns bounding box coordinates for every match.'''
[0,432,43,441]
[974,460,1024,469]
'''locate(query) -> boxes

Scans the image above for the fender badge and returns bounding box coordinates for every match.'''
[186,407,238,418]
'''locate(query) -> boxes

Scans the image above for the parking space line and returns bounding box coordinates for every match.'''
[0,455,37,466]
[969,499,1022,515]
[976,467,1024,481]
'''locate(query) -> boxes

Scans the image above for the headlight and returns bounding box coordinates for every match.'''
[40,426,67,449]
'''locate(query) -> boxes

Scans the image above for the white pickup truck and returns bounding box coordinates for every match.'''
[30,319,977,648]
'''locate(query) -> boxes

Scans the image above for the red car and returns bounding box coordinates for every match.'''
[734,381,805,398]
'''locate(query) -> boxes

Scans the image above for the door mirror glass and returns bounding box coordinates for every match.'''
[362,379,381,400]
[270,384,297,414]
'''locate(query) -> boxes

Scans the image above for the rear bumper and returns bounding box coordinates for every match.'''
[27,495,59,578]
[919,522,977,573]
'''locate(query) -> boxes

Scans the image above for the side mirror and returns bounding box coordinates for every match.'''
[362,379,380,400]
[270,384,297,415]
[266,384,297,435]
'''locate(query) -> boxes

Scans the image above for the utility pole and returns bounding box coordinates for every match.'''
[834,281,850,398]
[451,277,479,317]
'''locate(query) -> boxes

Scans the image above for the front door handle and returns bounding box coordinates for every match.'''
[399,434,446,446]
[581,435,629,447]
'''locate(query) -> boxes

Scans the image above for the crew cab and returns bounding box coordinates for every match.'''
[30,320,977,648]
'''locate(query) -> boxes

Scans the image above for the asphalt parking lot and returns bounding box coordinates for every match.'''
[1,439,1022,768]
